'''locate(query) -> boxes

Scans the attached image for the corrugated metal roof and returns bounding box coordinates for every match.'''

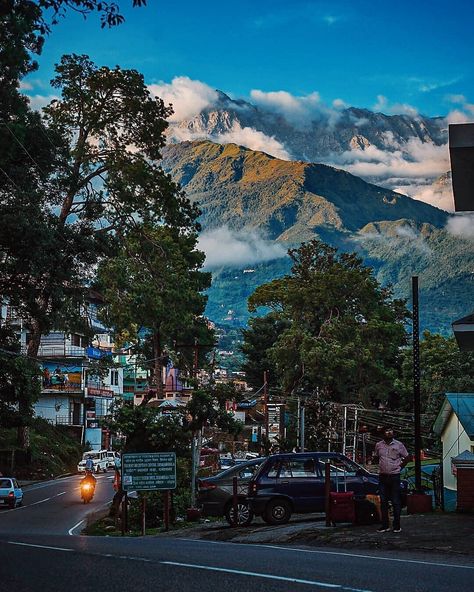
[433,393,474,438]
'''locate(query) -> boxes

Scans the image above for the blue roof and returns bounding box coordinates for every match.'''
[433,393,474,438]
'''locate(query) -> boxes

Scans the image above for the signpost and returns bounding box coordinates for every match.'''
[121,452,176,492]
[121,452,176,534]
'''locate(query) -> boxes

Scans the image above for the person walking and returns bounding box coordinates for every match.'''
[374,427,409,533]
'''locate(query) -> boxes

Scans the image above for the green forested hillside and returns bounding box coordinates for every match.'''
[161,141,473,335]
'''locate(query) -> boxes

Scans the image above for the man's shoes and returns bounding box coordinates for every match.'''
[393,528,402,533]
[377,527,390,532]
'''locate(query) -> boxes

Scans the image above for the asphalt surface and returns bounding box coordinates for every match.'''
[1,476,474,591]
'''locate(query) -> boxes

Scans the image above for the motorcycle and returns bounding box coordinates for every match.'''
[80,471,96,504]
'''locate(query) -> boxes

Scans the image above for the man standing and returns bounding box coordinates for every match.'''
[374,427,409,533]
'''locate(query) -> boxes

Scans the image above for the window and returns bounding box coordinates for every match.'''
[266,461,280,478]
[239,464,259,479]
[0,479,12,488]
[279,459,318,478]
[317,456,359,477]
[110,369,119,386]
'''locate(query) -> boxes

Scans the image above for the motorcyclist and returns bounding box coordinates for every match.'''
[85,454,95,473]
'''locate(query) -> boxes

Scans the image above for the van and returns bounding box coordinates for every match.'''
[77,449,109,473]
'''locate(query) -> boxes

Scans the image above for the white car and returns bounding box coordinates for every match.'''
[77,450,109,473]
[106,451,120,469]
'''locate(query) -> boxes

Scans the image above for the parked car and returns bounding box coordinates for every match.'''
[77,450,109,473]
[219,456,235,470]
[0,477,23,509]
[197,457,266,526]
[248,452,407,525]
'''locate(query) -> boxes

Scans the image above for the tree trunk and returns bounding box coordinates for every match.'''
[16,319,43,448]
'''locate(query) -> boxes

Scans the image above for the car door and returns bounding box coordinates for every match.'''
[275,457,321,512]
[13,479,22,503]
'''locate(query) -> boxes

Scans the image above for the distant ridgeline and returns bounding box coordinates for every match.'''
[161,141,473,336]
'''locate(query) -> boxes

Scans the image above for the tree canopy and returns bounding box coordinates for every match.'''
[245,240,410,404]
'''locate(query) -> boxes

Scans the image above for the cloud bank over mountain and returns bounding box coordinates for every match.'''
[198,226,287,269]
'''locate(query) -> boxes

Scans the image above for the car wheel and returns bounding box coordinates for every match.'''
[263,499,291,525]
[225,500,253,526]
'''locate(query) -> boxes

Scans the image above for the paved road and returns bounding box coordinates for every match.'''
[1,477,474,591]
[0,473,114,535]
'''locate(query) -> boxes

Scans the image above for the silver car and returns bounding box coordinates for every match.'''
[197,457,265,526]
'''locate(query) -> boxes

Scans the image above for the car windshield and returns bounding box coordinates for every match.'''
[0,479,12,488]
[83,453,100,460]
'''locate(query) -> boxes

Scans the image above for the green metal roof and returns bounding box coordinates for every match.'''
[433,393,474,438]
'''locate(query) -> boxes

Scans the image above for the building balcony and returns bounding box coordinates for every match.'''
[38,344,87,358]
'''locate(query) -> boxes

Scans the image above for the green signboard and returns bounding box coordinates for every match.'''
[121,452,176,491]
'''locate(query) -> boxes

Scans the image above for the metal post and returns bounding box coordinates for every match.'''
[232,476,238,527]
[263,370,269,438]
[300,400,305,452]
[164,490,170,531]
[296,395,301,450]
[362,432,367,466]
[412,276,422,492]
[191,434,197,508]
[342,405,347,456]
[325,462,331,527]
[141,495,146,536]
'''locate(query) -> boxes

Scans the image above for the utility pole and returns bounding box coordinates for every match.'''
[300,398,306,452]
[296,395,301,450]
[412,276,422,492]
[263,370,269,439]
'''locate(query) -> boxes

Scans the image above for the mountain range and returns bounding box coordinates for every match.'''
[166,90,450,202]
[169,90,446,162]
[161,140,473,335]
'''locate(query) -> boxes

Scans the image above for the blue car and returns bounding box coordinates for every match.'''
[248,452,407,525]
[0,477,24,509]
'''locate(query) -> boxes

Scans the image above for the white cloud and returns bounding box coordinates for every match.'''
[409,183,454,212]
[168,121,291,160]
[250,89,341,129]
[19,81,33,90]
[358,223,432,255]
[328,137,449,184]
[215,122,291,160]
[198,226,287,270]
[148,76,218,122]
[27,94,59,111]
[373,94,418,116]
[446,213,474,239]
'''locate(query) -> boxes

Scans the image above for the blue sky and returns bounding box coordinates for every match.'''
[28,0,474,117]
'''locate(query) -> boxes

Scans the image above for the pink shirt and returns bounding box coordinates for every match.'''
[375,439,408,475]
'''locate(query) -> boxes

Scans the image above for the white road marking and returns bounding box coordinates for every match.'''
[68,520,85,536]
[177,538,474,571]
[8,541,74,552]
[1,491,66,513]
[161,561,373,591]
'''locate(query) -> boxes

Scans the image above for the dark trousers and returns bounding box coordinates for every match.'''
[379,473,402,529]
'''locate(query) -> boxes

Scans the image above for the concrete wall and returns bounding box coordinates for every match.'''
[34,394,73,424]
[441,411,474,490]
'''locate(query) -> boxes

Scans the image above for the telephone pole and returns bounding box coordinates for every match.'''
[412,276,422,492]
[263,370,269,438]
